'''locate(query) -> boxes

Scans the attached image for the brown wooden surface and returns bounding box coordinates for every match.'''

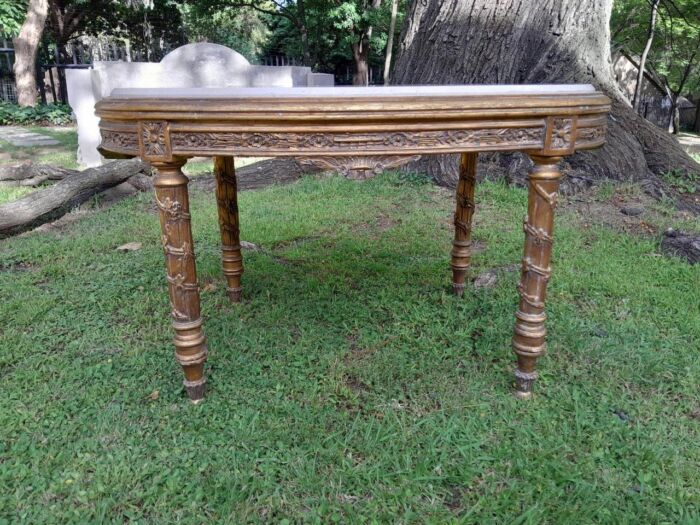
[153,161,207,402]
[214,156,244,302]
[96,87,610,401]
[451,152,477,296]
[512,156,561,399]
[96,90,610,160]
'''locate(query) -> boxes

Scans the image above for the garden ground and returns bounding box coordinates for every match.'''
[1,127,700,522]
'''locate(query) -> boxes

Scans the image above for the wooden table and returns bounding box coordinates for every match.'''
[96,85,610,402]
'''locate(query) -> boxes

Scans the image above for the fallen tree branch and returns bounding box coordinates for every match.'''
[0,159,150,238]
[0,161,76,187]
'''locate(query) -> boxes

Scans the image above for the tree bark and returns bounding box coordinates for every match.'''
[12,0,48,107]
[0,162,73,186]
[392,0,699,204]
[633,0,660,112]
[352,35,371,85]
[383,0,399,85]
[296,0,312,67]
[665,49,697,134]
[0,159,149,238]
[352,0,382,86]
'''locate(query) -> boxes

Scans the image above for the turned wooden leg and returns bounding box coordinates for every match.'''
[214,156,244,303]
[153,160,207,402]
[512,156,562,399]
[451,152,477,296]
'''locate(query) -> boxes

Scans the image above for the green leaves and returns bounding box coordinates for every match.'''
[612,0,700,94]
[0,0,26,38]
[0,102,73,126]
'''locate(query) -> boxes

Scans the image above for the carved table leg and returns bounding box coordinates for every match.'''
[451,152,477,296]
[214,156,244,302]
[512,156,562,399]
[153,160,208,402]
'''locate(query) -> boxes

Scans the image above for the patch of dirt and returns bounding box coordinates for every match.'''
[562,185,678,237]
[376,214,399,232]
[0,260,37,272]
[344,374,371,394]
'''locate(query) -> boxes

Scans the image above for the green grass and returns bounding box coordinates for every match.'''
[0,127,79,205]
[0,126,79,168]
[1,173,699,523]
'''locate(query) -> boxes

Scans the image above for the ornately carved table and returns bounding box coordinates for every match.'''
[95,85,610,402]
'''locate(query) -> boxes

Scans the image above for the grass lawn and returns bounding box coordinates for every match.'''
[1,170,699,523]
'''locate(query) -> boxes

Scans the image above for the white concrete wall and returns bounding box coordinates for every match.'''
[67,43,334,167]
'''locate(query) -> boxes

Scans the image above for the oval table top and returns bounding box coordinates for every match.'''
[95,84,610,161]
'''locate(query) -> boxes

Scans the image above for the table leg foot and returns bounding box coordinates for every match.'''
[513,366,537,399]
[451,152,477,296]
[511,156,561,398]
[184,376,206,402]
[215,156,244,303]
[226,287,242,303]
[452,282,466,297]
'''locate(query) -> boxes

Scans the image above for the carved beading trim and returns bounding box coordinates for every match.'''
[170,127,545,155]
[175,347,208,366]
[100,130,138,153]
[140,121,172,161]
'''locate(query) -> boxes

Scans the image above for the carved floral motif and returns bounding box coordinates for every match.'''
[141,121,169,158]
[170,127,545,153]
[550,118,573,150]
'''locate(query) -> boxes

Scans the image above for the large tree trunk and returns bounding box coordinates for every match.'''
[12,0,48,107]
[392,0,700,206]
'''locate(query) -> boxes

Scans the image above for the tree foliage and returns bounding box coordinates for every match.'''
[0,0,27,37]
[612,0,700,97]
[179,3,269,60]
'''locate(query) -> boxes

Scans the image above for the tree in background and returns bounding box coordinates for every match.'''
[612,0,700,133]
[179,2,269,60]
[13,0,48,106]
[654,0,700,132]
[195,0,405,83]
[46,0,185,62]
[392,0,699,202]
[324,0,405,84]
[184,0,314,65]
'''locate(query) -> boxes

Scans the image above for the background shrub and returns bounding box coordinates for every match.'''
[0,103,73,126]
